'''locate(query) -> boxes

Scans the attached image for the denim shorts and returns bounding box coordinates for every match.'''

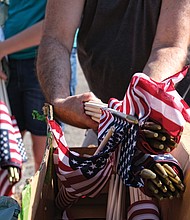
[70,47,77,96]
[7,58,47,136]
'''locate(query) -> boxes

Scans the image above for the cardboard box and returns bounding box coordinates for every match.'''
[159,122,190,220]
[27,123,190,220]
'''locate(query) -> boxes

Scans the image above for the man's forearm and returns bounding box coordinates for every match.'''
[143,0,190,81]
[37,35,71,104]
[143,46,188,81]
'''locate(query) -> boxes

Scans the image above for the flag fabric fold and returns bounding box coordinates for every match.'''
[129,150,184,189]
[0,101,26,196]
[49,119,114,199]
[49,107,139,200]
[108,65,190,154]
[0,101,22,168]
[0,168,13,196]
[127,200,160,220]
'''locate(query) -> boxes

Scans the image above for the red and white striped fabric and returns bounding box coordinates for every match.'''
[49,119,113,199]
[0,101,22,196]
[109,65,190,143]
[0,168,14,196]
[0,101,22,167]
[127,200,160,220]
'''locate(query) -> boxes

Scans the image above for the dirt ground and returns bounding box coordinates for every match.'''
[14,58,90,196]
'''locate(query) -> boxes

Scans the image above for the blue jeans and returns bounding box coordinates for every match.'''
[7,58,47,136]
[57,47,78,131]
[70,47,77,96]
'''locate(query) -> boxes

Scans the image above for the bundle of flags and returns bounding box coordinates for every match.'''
[109,65,190,147]
[48,65,190,217]
[49,111,138,206]
[130,149,184,187]
[0,101,27,196]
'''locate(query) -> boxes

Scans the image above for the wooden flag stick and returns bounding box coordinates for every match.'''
[120,183,126,219]
[84,101,107,122]
[91,116,100,123]
[107,146,122,219]
[0,79,4,101]
[84,105,101,114]
[106,173,115,219]
[85,110,101,119]
[115,177,124,220]
[94,126,115,155]
[86,100,108,107]
[108,173,119,220]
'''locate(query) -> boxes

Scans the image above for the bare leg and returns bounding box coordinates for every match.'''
[31,134,47,171]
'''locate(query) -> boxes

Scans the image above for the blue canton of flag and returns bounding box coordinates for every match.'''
[117,123,139,186]
[16,137,27,162]
[69,152,108,179]
[98,109,139,186]
[11,116,28,162]
[0,129,10,164]
[128,150,184,188]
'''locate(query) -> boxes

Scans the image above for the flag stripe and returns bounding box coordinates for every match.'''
[0,101,23,196]
[128,201,160,220]
[0,168,13,196]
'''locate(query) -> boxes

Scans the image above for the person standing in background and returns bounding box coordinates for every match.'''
[1,0,47,171]
[70,29,79,96]
[0,1,79,171]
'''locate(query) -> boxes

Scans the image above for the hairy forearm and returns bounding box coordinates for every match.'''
[0,21,43,59]
[37,35,71,104]
[36,35,99,129]
[143,46,188,81]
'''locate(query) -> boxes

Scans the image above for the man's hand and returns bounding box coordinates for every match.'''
[53,92,100,130]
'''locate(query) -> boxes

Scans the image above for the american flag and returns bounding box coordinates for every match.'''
[11,116,27,162]
[49,119,113,199]
[48,107,139,200]
[129,149,183,188]
[98,66,189,187]
[127,200,160,220]
[98,108,139,187]
[0,101,22,196]
[109,65,190,144]
[0,168,14,196]
[50,66,190,210]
